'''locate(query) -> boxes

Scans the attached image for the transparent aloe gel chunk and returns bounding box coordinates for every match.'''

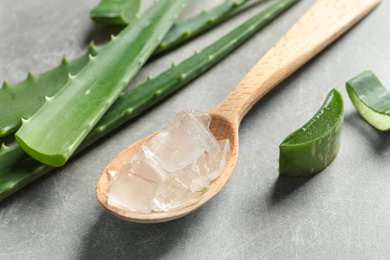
[142,125,206,172]
[105,163,158,213]
[152,177,200,211]
[175,110,211,128]
[172,153,211,193]
[176,111,220,154]
[207,139,230,180]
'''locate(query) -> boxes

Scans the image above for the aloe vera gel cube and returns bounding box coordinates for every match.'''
[104,163,158,214]
[152,174,200,211]
[171,153,211,192]
[142,125,206,172]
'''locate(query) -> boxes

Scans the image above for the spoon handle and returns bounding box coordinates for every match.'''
[211,0,381,123]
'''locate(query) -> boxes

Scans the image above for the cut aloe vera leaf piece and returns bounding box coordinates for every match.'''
[15,0,189,167]
[0,0,299,201]
[346,70,390,131]
[90,0,140,25]
[279,89,344,177]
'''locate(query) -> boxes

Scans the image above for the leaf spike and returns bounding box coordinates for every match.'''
[172,14,179,21]
[45,96,53,103]
[0,142,8,150]
[21,117,29,125]
[171,62,176,68]
[179,73,187,80]
[159,42,167,49]
[2,78,10,89]
[152,89,162,98]
[27,70,35,80]
[88,41,98,55]
[183,30,191,37]
[208,17,215,24]
[125,108,134,115]
[68,73,76,81]
[147,75,153,81]
[110,34,117,41]
[61,56,69,66]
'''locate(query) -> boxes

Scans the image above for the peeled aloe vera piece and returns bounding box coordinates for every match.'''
[155,0,250,54]
[0,0,251,139]
[346,70,390,131]
[0,0,299,201]
[15,0,189,167]
[90,0,140,25]
[279,89,344,177]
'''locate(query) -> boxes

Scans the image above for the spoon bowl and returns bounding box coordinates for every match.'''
[96,0,381,223]
[96,112,239,223]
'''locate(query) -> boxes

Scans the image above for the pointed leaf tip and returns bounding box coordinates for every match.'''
[61,56,69,65]
[21,117,30,125]
[45,96,53,102]
[68,73,76,80]
[88,41,98,55]
[208,17,215,23]
[27,70,35,80]
[2,78,10,88]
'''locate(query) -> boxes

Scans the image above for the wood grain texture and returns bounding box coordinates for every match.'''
[96,0,381,223]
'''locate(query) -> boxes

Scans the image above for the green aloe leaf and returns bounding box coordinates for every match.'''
[15,0,189,167]
[155,0,250,54]
[0,0,299,202]
[346,70,390,131]
[90,0,141,25]
[279,89,344,177]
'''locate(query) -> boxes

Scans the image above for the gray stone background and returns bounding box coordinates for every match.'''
[1,0,389,259]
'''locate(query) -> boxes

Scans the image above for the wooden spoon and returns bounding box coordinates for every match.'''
[96,0,381,223]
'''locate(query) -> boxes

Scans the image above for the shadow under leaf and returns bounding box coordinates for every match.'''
[268,174,315,206]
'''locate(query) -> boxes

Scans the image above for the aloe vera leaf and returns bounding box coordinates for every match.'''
[0,44,98,139]
[15,0,189,167]
[90,0,141,25]
[155,0,250,54]
[346,70,390,131]
[0,0,249,139]
[0,143,25,174]
[0,0,299,202]
[279,89,344,177]
[0,144,51,202]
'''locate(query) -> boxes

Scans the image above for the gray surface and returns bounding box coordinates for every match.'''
[1,0,389,259]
